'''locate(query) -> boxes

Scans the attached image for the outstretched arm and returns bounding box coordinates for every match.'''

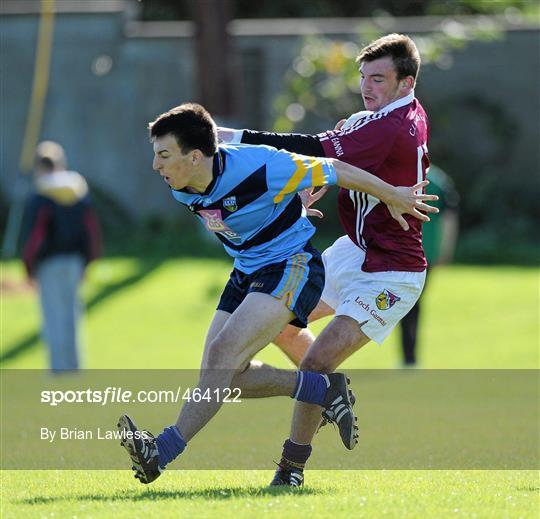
[332,159,439,231]
[218,127,325,156]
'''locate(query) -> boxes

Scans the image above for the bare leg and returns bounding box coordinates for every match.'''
[176,293,296,442]
[230,299,336,396]
[230,360,297,397]
[289,316,370,444]
[271,299,335,365]
[201,312,297,399]
[200,309,231,367]
[273,327,315,366]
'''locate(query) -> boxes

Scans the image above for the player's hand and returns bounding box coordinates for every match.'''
[385,180,439,231]
[299,186,329,218]
[217,127,235,144]
[334,119,346,131]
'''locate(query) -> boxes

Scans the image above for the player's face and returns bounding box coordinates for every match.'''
[152,134,194,190]
[359,56,403,112]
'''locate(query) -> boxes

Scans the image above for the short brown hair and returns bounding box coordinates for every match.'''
[148,103,217,157]
[357,34,421,81]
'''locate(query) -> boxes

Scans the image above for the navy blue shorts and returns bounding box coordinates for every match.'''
[217,242,324,328]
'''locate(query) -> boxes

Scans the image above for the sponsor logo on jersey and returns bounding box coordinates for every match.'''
[223,196,238,212]
[197,209,241,243]
[353,296,387,326]
[375,289,401,310]
[198,209,228,231]
[250,281,264,289]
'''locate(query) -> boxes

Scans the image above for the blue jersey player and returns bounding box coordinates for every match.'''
[117,103,438,484]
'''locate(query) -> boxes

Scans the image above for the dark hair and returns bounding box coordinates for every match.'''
[148,103,217,157]
[357,33,421,81]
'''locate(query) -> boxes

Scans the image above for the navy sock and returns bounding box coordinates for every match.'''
[281,439,312,469]
[155,425,186,468]
[292,371,329,406]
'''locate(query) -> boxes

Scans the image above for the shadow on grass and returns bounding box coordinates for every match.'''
[0,257,162,364]
[19,485,320,504]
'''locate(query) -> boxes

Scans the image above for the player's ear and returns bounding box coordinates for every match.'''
[401,76,415,91]
[191,149,203,166]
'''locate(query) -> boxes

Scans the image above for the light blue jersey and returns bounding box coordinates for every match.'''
[172,144,337,273]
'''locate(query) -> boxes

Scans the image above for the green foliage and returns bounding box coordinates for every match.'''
[272,22,503,131]
[422,92,540,265]
[273,37,364,133]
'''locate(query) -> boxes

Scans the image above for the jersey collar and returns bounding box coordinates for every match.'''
[202,149,226,195]
[378,90,415,114]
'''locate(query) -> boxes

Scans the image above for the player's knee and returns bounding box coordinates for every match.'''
[210,327,238,351]
[205,338,240,370]
[204,333,248,370]
[203,348,225,370]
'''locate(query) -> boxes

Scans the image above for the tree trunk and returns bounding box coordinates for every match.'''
[192,0,234,118]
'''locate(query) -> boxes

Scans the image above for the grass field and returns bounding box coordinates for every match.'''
[1,258,539,518]
[2,470,538,518]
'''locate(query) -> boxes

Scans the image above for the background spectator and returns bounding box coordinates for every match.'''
[21,141,102,371]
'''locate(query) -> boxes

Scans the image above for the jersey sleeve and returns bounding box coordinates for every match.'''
[316,114,399,173]
[266,149,337,203]
[241,130,325,156]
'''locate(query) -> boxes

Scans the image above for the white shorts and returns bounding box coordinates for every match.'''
[320,236,426,344]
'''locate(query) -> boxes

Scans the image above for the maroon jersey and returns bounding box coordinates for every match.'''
[317,93,430,272]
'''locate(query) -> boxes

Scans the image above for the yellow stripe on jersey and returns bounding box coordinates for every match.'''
[273,154,309,203]
[273,156,330,204]
[276,253,307,307]
[311,159,326,187]
[275,253,302,299]
[285,254,306,307]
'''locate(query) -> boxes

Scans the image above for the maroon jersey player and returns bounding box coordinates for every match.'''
[318,93,429,272]
[219,34,433,486]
